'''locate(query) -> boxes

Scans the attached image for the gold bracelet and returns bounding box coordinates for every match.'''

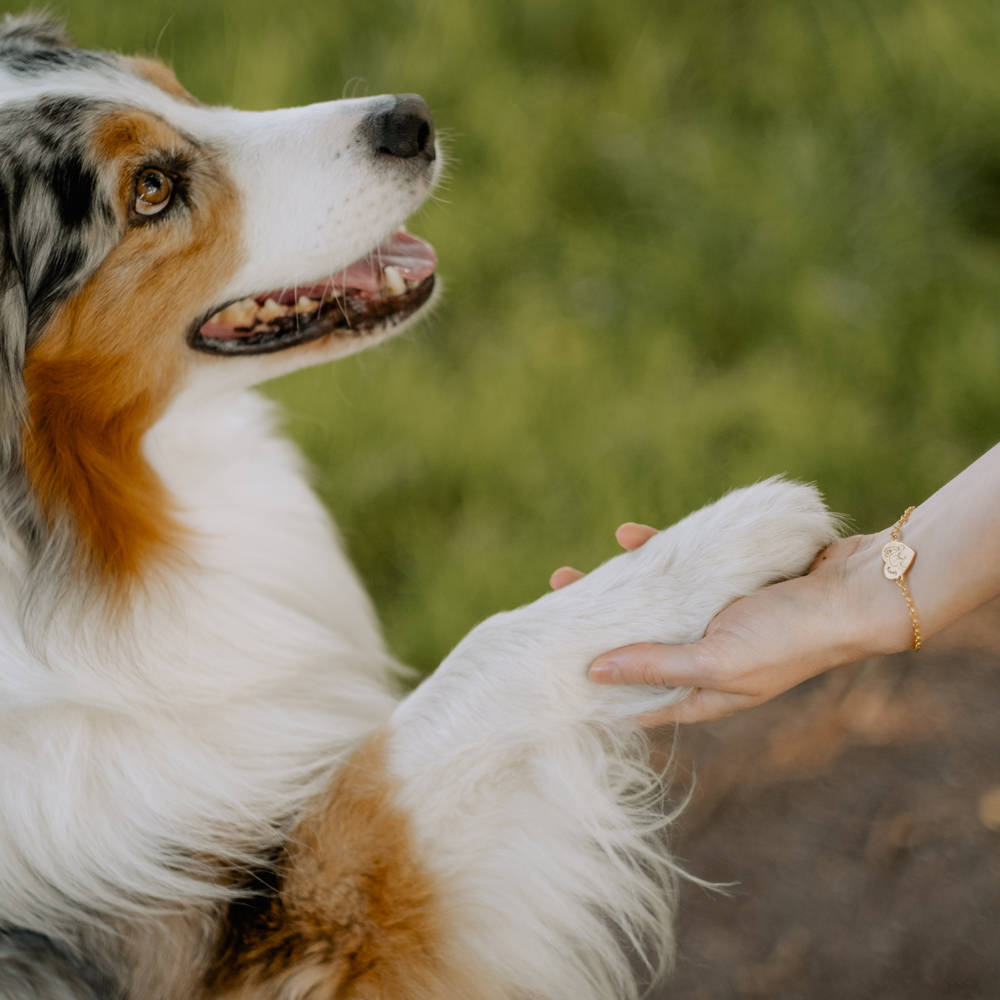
[881,507,921,651]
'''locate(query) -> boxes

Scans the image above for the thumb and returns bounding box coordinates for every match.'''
[615,522,658,551]
[589,641,711,688]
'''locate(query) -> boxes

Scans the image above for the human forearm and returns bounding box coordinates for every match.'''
[883,441,1000,640]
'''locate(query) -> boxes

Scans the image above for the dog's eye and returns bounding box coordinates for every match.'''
[135,169,173,216]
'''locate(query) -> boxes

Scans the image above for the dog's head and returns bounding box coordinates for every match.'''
[0,14,439,581]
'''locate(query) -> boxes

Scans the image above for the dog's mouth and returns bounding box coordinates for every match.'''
[189,231,437,355]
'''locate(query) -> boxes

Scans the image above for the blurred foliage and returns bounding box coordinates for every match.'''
[33,0,1000,672]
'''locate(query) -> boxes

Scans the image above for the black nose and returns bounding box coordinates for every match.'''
[377,94,435,161]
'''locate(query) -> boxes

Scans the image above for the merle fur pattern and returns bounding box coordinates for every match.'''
[0,16,120,549]
[0,932,124,1000]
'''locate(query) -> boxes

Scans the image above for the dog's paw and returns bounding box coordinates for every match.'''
[407,478,838,736]
[625,475,837,600]
[549,477,838,719]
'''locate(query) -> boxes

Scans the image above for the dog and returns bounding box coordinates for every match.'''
[0,14,839,999]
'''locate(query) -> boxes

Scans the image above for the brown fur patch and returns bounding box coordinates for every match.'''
[125,57,200,105]
[23,109,241,581]
[205,734,489,1000]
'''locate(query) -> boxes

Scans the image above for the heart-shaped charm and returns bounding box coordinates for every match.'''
[882,540,915,580]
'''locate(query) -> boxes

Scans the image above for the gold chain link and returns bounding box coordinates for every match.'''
[889,506,921,651]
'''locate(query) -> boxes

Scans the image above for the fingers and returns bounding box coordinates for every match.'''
[589,642,710,688]
[589,639,755,724]
[551,522,657,591]
[550,566,586,590]
[615,522,658,551]
[588,640,753,723]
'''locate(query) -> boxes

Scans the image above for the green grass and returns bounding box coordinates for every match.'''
[29,0,1000,673]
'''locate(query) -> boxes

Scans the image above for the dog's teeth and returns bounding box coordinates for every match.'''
[257,298,290,323]
[294,296,319,314]
[406,279,420,290]
[383,265,406,297]
[213,297,259,329]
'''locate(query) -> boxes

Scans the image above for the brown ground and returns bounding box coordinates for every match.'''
[656,599,1000,999]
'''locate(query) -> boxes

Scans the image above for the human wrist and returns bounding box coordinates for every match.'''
[842,530,916,657]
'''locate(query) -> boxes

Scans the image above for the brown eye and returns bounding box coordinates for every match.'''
[135,168,173,216]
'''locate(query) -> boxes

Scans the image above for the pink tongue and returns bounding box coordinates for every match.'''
[260,231,437,305]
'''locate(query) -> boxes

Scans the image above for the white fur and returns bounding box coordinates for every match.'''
[0,390,399,931]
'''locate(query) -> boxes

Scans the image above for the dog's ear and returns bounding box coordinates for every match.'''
[0,13,75,50]
[0,139,113,549]
[0,93,115,540]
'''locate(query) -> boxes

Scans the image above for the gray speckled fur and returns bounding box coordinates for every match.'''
[0,932,122,1000]
[0,18,119,571]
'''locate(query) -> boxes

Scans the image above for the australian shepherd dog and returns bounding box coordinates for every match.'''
[0,14,837,1000]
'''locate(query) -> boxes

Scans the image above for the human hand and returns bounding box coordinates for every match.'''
[551,524,913,725]
[549,522,658,590]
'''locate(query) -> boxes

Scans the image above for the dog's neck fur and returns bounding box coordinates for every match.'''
[0,386,399,936]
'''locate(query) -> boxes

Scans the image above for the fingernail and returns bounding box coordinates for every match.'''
[589,660,620,683]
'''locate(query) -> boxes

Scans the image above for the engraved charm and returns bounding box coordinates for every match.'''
[882,541,915,580]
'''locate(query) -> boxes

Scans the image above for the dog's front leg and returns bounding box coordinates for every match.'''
[204,479,837,1000]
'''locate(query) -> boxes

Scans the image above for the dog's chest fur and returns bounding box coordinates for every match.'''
[0,389,398,935]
